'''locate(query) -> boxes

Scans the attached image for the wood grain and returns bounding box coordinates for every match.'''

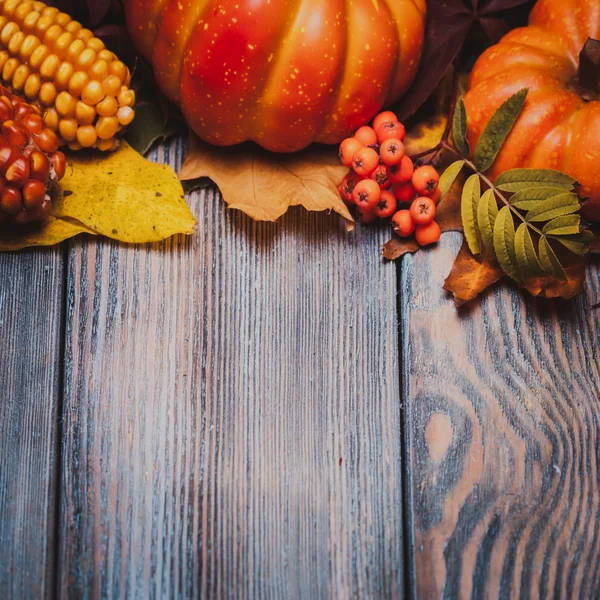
[0,248,64,598]
[401,232,600,599]
[57,139,404,598]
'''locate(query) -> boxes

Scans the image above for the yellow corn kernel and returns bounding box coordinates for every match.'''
[76,28,93,43]
[22,10,40,33]
[8,30,25,54]
[35,15,54,37]
[66,39,84,62]
[12,64,29,90]
[65,20,81,35]
[117,106,134,126]
[56,12,71,28]
[81,79,103,105]
[108,60,128,82]
[75,101,95,125]
[98,49,113,62]
[96,116,118,140]
[89,59,108,81]
[4,0,21,17]
[29,43,49,68]
[39,53,59,79]
[41,6,59,19]
[54,31,72,59]
[2,57,18,82]
[55,61,74,89]
[118,89,135,108]
[24,72,41,99]
[76,124,97,148]
[87,37,104,53]
[68,141,82,151]
[55,90,76,116]
[19,34,40,60]
[1,22,20,46]
[96,95,117,117]
[76,47,95,70]
[102,74,120,96]
[67,71,88,96]
[0,51,9,73]
[43,107,59,130]
[15,2,35,21]
[38,81,56,105]
[43,24,62,48]
[58,118,77,141]
[96,138,115,152]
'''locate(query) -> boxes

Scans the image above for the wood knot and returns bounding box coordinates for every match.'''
[425,412,453,462]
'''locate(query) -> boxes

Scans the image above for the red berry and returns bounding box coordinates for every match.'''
[391,210,415,237]
[374,190,397,219]
[410,196,436,225]
[370,164,391,189]
[392,181,416,203]
[372,110,398,133]
[376,121,406,144]
[339,137,364,167]
[357,205,377,223]
[426,187,442,204]
[380,138,405,166]
[352,146,379,177]
[412,165,440,195]
[338,171,363,203]
[352,178,381,209]
[354,125,378,146]
[415,220,441,246]
[387,155,414,184]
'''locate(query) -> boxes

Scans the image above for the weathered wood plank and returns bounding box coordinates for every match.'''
[401,232,600,599]
[0,248,63,599]
[57,139,404,598]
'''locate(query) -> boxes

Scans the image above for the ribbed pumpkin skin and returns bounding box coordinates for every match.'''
[464,0,600,221]
[125,0,426,152]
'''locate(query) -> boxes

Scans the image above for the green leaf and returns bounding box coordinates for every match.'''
[461,174,481,255]
[439,160,464,200]
[452,97,470,158]
[525,193,580,222]
[473,89,528,172]
[542,215,581,236]
[477,189,498,254]
[515,223,545,276]
[550,230,594,256]
[539,236,567,281]
[509,186,570,210]
[493,206,521,282]
[495,168,576,193]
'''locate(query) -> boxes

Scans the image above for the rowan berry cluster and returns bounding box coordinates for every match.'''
[337,110,441,246]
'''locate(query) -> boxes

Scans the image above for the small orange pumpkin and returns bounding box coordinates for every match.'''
[464,0,600,221]
[124,0,426,153]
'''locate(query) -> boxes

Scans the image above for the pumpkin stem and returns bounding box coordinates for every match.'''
[573,38,600,101]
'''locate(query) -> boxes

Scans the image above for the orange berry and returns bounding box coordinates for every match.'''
[415,220,441,246]
[412,165,440,195]
[372,110,398,133]
[380,138,405,166]
[352,146,379,177]
[339,137,363,166]
[410,196,436,225]
[338,171,363,203]
[354,125,377,146]
[392,181,416,203]
[373,190,397,219]
[391,210,415,237]
[426,187,442,204]
[387,155,414,184]
[370,164,391,189]
[352,178,381,210]
[377,121,405,144]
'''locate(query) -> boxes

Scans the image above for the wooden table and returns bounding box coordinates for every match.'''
[1,139,599,599]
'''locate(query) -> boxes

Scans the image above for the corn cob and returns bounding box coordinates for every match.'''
[0,0,135,152]
[0,83,64,224]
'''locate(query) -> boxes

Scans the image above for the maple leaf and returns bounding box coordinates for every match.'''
[395,0,535,119]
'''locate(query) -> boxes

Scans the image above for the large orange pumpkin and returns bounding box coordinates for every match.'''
[124,0,426,152]
[464,0,600,221]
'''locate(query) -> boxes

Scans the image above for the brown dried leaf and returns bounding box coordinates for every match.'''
[443,243,504,306]
[521,254,589,299]
[179,134,352,222]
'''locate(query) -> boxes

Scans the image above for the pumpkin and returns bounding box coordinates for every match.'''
[124,0,426,153]
[463,0,600,222]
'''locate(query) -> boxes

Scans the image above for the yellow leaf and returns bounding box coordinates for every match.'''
[179,135,352,222]
[56,141,197,242]
[0,216,96,252]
